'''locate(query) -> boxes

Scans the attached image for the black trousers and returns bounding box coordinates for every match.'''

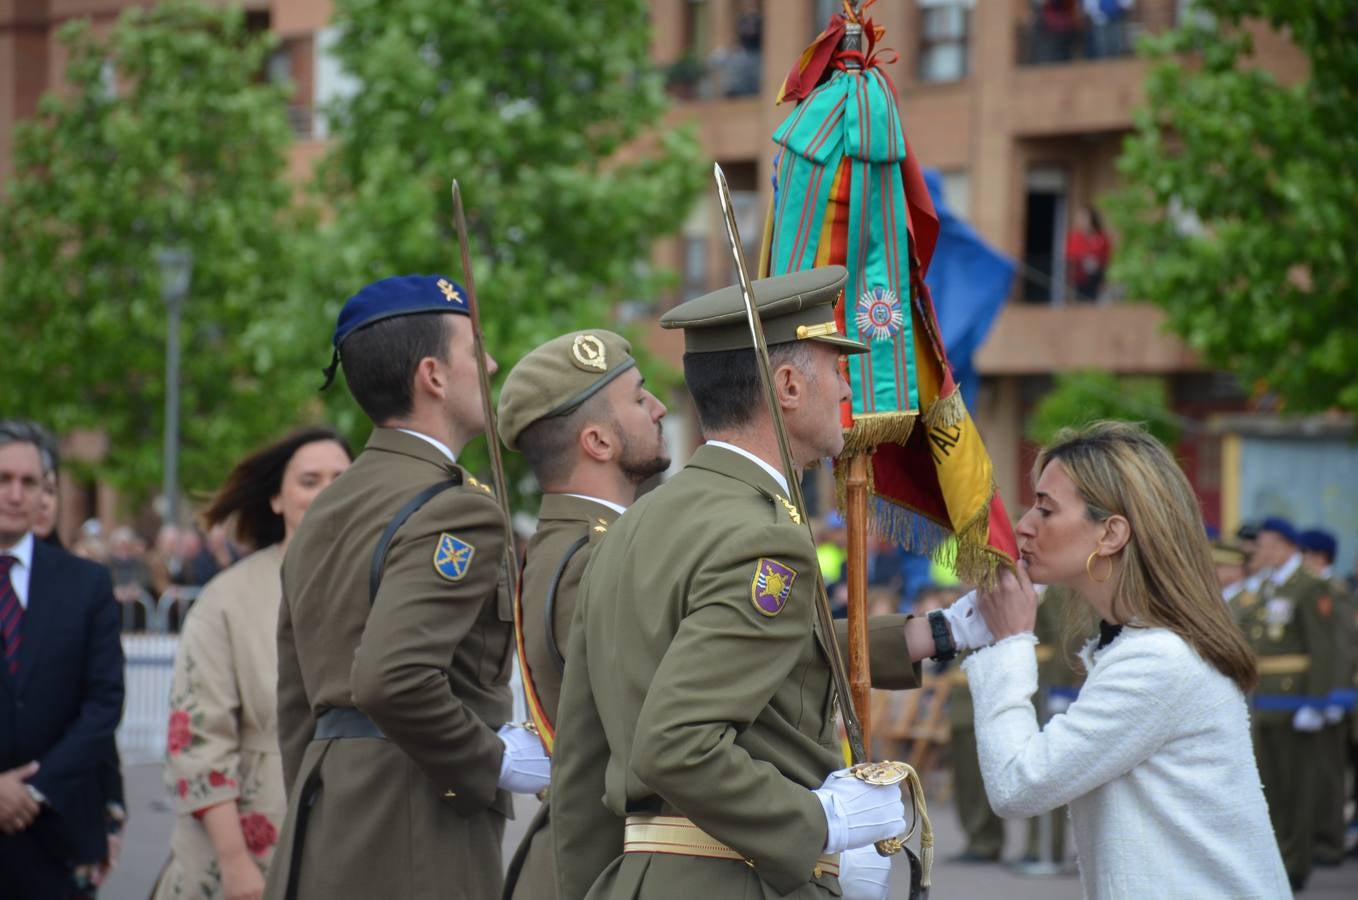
[0,811,77,899]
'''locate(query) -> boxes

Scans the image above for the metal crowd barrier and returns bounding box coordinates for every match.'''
[117,632,178,764]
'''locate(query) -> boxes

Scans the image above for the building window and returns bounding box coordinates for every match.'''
[313,28,361,139]
[939,170,970,221]
[1021,166,1069,304]
[917,0,972,83]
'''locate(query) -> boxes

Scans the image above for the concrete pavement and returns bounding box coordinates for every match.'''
[103,763,1357,899]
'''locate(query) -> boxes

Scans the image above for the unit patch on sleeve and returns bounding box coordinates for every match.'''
[751,558,798,617]
[434,533,475,581]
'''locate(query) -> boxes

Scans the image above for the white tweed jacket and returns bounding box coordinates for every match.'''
[963,626,1289,900]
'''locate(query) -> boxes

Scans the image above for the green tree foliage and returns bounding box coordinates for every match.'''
[1110,1,1358,415]
[0,1,320,503]
[1027,372,1179,448]
[313,0,706,473]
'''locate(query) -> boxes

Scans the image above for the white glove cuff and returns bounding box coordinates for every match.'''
[815,789,849,854]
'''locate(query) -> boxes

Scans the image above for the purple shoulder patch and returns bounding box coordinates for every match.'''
[751,558,798,617]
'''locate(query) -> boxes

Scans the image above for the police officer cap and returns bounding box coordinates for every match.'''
[320,274,471,389]
[497,330,636,451]
[1258,516,1298,544]
[659,266,868,356]
[1297,528,1337,560]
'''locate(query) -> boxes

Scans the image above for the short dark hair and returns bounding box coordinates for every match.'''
[340,313,453,424]
[516,392,612,489]
[201,426,352,550]
[0,420,51,470]
[683,342,810,433]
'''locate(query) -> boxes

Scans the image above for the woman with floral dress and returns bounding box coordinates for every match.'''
[154,428,351,900]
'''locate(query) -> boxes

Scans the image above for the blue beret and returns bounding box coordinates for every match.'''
[319,275,471,390]
[1298,528,1337,558]
[334,274,470,348]
[1258,516,1297,544]
[1204,524,1221,542]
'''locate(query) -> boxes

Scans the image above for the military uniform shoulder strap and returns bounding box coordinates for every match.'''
[369,474,463,604]
[544,534,590,673]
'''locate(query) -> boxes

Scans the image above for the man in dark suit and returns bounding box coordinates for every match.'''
[0,420,124,897]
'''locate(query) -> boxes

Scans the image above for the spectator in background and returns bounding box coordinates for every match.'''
[24,423,127,897]
[0,420,124,899]
[153,426,351,900]
[107,528,154,631]
[1083,0,1134,58]
[1034,0,1079,62]
[1065,205,1111,301]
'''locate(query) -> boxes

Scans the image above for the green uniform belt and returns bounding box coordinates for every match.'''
[1256,654,1310,677]
[314,707,387,740]
[624,814,840,878]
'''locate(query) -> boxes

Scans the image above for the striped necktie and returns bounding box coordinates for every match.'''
[0,555,21,677]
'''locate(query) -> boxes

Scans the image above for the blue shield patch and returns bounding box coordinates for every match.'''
[434,533,475,581]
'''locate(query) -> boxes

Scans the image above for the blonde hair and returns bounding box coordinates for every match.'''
[1037,421,1257,693]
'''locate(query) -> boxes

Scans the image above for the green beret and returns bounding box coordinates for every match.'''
[497,330,636,451]
[659,266,867,355]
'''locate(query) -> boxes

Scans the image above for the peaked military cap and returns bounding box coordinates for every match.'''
[1297,528,1337,559]
[497,330,637,451]
[321,274,472,389]
[1258,516,1298,545]
[659,266,867,355]
[1211,541,1248,567]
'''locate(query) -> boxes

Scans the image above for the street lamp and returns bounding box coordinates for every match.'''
[157,246,193,530]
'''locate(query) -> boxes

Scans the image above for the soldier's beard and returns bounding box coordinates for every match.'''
[617,422,670,486]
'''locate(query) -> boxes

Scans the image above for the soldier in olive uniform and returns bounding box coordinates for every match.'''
[1237,517,1339,891]
[264,276,550,900]
[1298,528,1356,867]
[552,267,983,900]
[495,330,670,900]
[1213,541,1257,627]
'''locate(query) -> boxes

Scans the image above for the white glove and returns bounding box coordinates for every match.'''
[837,843,892,899]
[1323,704,1344,724]
[939,590,995,651]
[497,723,550,794]
[813,768,906,853]
[1291,706,1325,733]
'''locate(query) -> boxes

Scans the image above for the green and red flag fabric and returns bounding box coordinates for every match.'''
[761,0,1017,581]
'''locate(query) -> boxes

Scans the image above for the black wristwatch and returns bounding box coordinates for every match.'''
[927,609,957,662]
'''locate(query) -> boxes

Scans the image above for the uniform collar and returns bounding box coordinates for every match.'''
[365,427,459,472]
[703,441,789,495]
[396,428,457,464]
[561,493,627,516]
[1268,552,1302,587]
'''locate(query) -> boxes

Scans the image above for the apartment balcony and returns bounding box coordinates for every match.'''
[976,301,1199,376]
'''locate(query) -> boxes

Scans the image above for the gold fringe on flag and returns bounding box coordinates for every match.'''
[841,411,917,455]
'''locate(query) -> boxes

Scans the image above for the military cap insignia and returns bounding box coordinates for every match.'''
[751,558,797,617]
[776,495,802,525]
[434,533,475,581]
[436,278,462,304]
[571,334,608,372]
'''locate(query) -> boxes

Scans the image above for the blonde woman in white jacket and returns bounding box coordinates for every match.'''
[963,422,1288,900]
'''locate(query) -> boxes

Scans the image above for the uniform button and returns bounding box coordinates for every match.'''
[1281,678,1293,691]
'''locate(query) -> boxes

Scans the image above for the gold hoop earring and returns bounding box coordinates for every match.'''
[1086,550,1113,583]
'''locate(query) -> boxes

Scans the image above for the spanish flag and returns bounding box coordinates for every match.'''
[762,1,1016,581]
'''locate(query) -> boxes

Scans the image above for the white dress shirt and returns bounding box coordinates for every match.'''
[705,441,789,494]
[397,428,457,465]
[0,530,34,609]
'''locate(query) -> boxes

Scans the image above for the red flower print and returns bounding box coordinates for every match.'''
[239,813,278,856]
[167,710,192,756]
[208,770,230,788]
[176,778,189,798]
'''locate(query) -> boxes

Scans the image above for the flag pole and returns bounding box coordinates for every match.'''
[845,453,873,752]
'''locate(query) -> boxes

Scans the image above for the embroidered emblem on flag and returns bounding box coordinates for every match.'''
[855,286,903,342]
[434,533,475,581]
[751,558,798,617]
